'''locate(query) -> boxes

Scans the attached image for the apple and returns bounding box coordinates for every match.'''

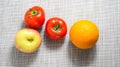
[14,28,42,53]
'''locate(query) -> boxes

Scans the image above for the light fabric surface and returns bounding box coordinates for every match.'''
[0,0,120,67]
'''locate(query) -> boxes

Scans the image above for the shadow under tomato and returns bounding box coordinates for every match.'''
[21,21,28,29]
[10,46,38,67]
[37,27,43,33]
[68,40,97,66]
[43,31,65,50]
[21,21,43,33]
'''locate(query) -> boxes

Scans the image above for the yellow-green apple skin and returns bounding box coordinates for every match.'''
[15,28,42,53]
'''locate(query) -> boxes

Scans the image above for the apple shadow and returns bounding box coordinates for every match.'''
[10,46,38,67]
[43,31,65,50]
[68,40,96,66]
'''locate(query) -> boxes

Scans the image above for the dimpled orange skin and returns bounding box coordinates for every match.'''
[69,20,99,49]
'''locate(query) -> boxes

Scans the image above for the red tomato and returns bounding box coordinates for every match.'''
[45,17,67,40]
[24,6,45,28]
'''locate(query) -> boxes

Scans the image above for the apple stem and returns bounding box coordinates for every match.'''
[30,10,38,16]
[27,39,33,42]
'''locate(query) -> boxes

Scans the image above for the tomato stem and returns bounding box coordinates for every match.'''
[53,24,60,31]
[30,10,38,16]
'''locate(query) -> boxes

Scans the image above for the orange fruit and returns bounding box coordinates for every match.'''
[69,20,99,49]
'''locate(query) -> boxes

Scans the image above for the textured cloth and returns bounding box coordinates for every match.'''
[0,0,120,67]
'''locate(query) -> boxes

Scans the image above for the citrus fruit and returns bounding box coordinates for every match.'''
[69,20,99,49]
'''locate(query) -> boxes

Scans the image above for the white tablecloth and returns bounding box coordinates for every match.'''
[0,0,120,67]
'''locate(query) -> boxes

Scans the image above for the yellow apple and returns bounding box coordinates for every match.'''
[15,28,42,53]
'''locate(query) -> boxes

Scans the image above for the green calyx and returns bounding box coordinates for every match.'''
[53,24,60,31]
[30,10,38,16]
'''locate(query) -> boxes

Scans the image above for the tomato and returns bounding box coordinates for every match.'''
[24,6,45,29]
[45,17,67,40]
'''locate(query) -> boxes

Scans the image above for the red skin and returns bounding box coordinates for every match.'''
[45,17,67,40]
[24,6,45,29]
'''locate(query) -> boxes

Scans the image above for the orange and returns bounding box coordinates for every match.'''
[69,20,99,49]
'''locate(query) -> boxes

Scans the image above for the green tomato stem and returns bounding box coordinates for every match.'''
[30,10,38,16]
[53,24,60,31]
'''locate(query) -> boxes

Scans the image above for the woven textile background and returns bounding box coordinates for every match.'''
[0,0,120,67]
